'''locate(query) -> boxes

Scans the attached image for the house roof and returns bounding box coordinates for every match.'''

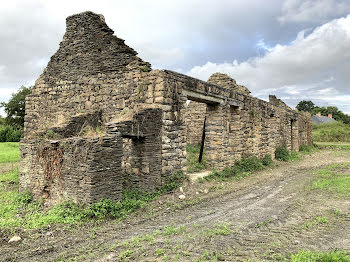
[312,115,336,125]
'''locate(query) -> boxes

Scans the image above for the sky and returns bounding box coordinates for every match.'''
[1,0,350,115]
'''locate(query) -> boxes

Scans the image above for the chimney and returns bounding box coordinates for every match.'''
[328,114,332,119]
[316,112,321,117]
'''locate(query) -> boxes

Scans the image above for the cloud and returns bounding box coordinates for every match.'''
[188,14,350,112]
[278,0,350,24]
[0,0,349,116]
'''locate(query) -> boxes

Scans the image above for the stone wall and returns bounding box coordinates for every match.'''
[183,101,206,145]
[20,11,312,205]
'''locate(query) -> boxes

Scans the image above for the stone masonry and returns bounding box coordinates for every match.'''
[20,11,312,205]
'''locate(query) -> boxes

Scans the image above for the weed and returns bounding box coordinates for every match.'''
[261,154,273,166]
[155,248,165,256]
[289,151,301,161]
[161,172,188,193]
[45,129,61,139]
[206,223,232,237]
[254,219,273,228]
[303,216,329,229]
[119,249,133,260]
[205,155,264,181]
[291,250,350,262]
[162,225,185,236]
[275,146,290,161]
[140,65,151,72]
[186,143,206,173]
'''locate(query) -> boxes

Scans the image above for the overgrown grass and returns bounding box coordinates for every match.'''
[291,250,350,262]
[315,141,350,150]
[313,121,350,142]
[312,163,350,196]
[186,143,206,173]
[275,146,302,161]
[0,169,188,229]
[0,142,20,163]
[204,155,267,181]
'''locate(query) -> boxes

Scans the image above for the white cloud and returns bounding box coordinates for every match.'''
[188,14,350,112]
[278,0,350,24]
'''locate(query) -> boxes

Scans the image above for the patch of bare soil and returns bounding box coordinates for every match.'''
[1,149,350,261]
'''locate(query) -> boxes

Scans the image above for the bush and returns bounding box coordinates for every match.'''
[275,146,290,161]
[161,172,188,193]
[0,125,23,142]
[205,156,265,181]
[261,154,273,166]
[235,156,264,172]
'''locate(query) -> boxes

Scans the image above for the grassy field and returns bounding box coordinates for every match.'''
[1,143,350,261]
[0,142,20,163]
[313,121,350,142]
[312,163,350,196]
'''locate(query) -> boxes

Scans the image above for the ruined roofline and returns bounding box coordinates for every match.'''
[163,70,296,112]
[41,11,151,81]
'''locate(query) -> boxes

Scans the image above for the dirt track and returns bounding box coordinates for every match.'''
[1,149,350,261]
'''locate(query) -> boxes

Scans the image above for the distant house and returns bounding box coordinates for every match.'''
[312,113,336,125]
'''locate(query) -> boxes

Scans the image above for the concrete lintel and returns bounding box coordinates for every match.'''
[183,88,243,108]
[227,100,243,107]
[183,89,222,104]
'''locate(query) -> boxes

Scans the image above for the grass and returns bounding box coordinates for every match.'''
[186,143,206,173]
[291,250,350,262]
[204,153,275,181]
[0,141,189,230]
[206,223,232,237]
[312,163,350,196]
[0,142,20,163]
[313,121,350,142]
[302,215,329,230]
[0,169,188,229]
[315,141,350,150]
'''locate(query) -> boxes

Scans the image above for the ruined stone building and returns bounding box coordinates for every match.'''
[20,11,312,205]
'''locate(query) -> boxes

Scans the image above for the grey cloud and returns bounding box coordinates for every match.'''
[1,0,349,116]
[188,14,350,114]
[278,0,350,24]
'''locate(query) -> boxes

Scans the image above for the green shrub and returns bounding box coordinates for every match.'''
[235,155,264,172]
[205,156,264,181]
[161,172,188,193]
[261,154,273,166]
[275,146,290,161]
[0,125,23,142]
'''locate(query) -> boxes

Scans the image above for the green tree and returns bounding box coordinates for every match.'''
[0,86,32,127]
[312,106,350,124]
[296,100,315,113]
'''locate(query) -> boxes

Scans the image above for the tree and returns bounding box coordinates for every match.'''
[296,100,315,113]
[0,86,32,127]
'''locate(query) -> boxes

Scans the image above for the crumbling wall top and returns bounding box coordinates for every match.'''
[208,73,251,95]
[42,11,150,82]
